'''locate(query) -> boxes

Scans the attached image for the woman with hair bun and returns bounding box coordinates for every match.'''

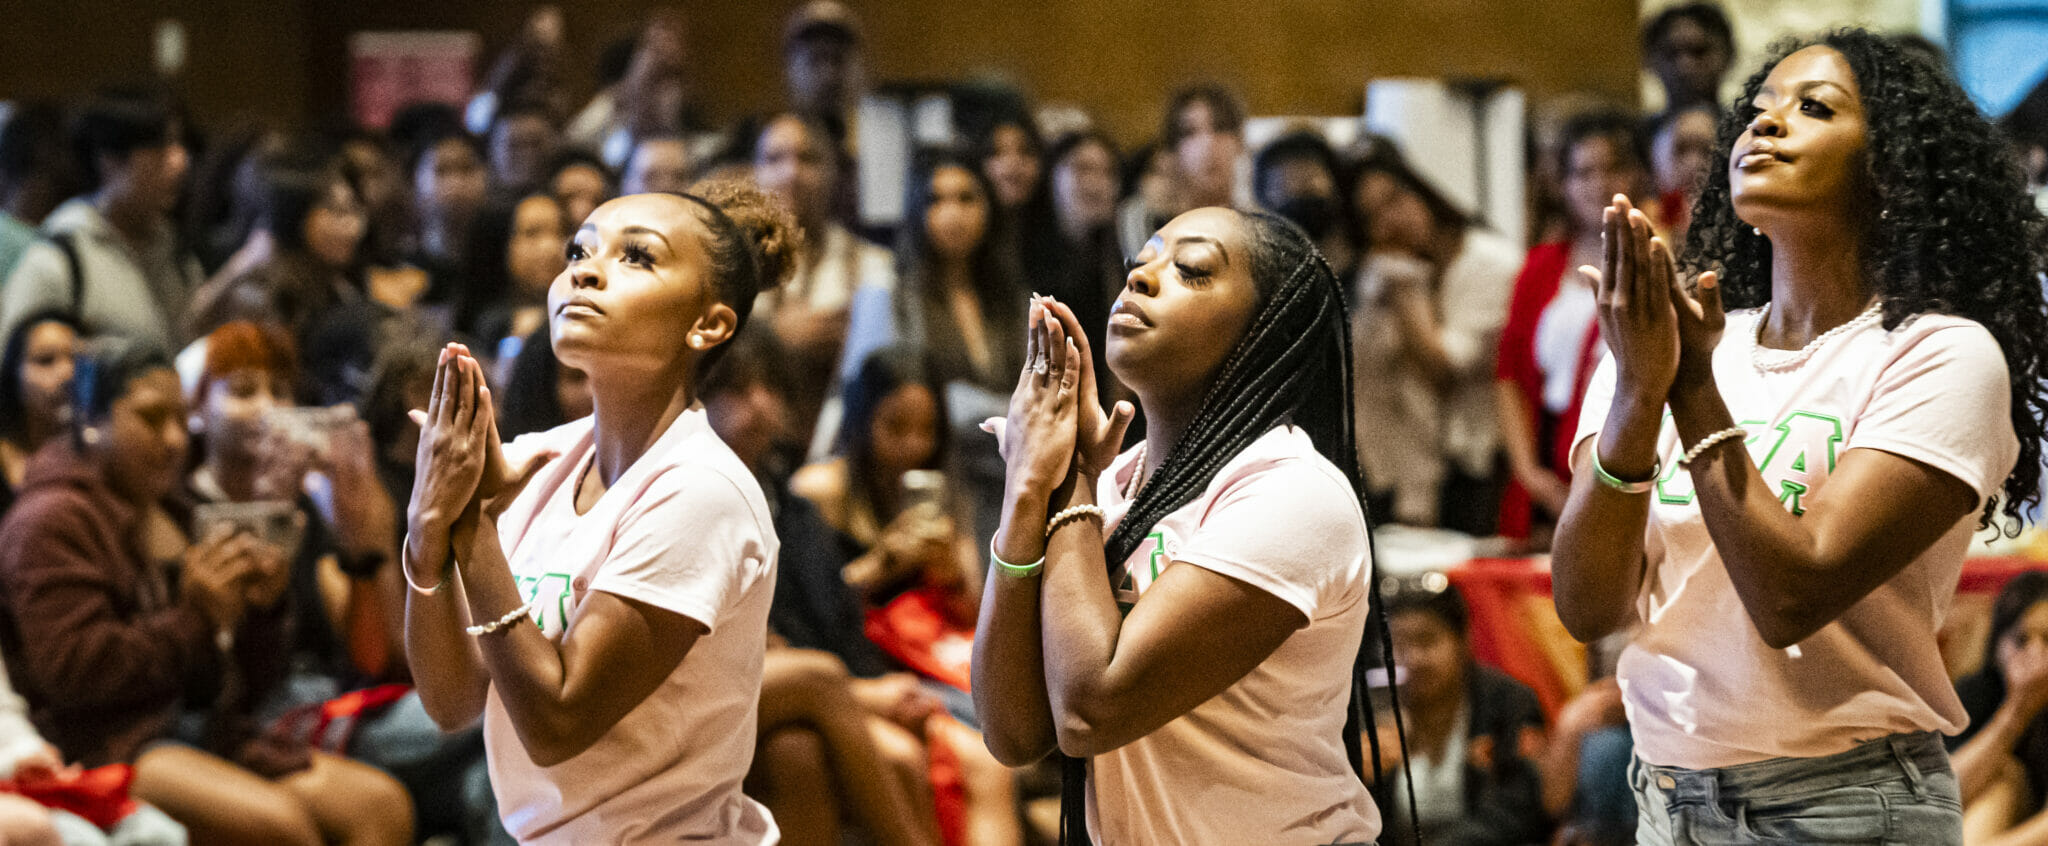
[1554,29,2048,844]
[403,182,801,844]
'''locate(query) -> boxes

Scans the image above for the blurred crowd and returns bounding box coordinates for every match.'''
[2,1,2047,844]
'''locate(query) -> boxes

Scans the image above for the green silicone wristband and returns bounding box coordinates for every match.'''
[1590,449,1658,494]
[990,537,1045,578]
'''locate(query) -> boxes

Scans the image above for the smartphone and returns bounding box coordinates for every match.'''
[901,470,947,513]
[263,405,357,458]
[193,500,303,554]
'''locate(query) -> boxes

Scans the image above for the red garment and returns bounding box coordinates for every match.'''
[1493,242,1604,539]
[0,764,141,829]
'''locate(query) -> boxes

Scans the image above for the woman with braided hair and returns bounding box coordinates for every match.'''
[1553,29,2048,845]
[971,205,1380,844]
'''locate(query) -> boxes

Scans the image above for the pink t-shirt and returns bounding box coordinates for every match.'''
[1574,307,2019,769]
[485,410,780,844]
[1086,425,1382,845]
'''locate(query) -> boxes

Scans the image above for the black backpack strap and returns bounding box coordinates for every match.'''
[50,232,84,321]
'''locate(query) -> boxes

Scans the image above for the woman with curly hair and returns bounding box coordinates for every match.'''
[1552,29,2048,845]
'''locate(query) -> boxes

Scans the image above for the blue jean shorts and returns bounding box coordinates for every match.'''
[1630,731,1962,845]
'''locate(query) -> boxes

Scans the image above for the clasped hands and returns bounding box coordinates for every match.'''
[405,343,554,579]
[1584,194,1725,406]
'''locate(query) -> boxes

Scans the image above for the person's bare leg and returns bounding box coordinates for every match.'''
[759,649,939,846]
[278,751,415,846]
[750,726,844,846]
[931,716,1023,846]
[131,745,321,846]
[868,715,937,828]
[0,794,63,846]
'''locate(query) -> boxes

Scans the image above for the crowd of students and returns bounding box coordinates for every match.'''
[3,1,2048,844]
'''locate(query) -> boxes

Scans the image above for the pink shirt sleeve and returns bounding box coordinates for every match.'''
[1849,323,2018,502]
[1176,457,1370,621]
[588,468,773,634]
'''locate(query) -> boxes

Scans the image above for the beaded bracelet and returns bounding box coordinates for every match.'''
[1590,449,1659,495]
[1045,504,1106,537]
[1678,426,1748,468]
[466,600,536,636]
[989,537,1045,578]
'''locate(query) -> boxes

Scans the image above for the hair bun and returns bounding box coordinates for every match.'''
[689,178,804,290]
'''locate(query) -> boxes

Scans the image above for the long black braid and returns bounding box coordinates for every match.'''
[1059,209,1418,844]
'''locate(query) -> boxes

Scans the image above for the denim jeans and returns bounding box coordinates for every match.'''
[1631,731,1962,845]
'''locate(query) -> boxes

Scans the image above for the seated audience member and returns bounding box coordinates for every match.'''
[454,191,569,366]
[2,85,203,351]
[2,651,187,846]
[497,324,592,440]
[893,150,1027,550]
[0,102,77,282]
[186,321,506,844]
[1494,108,1652,543]
[1374,579,1551,846]
[1162,84,1245,215]
[1,312,79,518]
[1254,128,1357,280]
[483,102,561,195]
[703,337,943,846]
[1641,1,1735,119]
[751,112,896,457]
[975,114,1045,238]
[184,157,368,350]
[787,348,1022,845]
[1953,572,2048,845]
[0,341,411,845]
[1647,103,1717,244]
[544,148,613,229]
[405,127,492,315]
[618,133,692,196]
[1347,142,1521,533]
[1538,632,1635,846]
[1114,141,1176,260]
[1020,131,1124,381]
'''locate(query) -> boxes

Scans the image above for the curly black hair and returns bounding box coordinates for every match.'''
[1680,28,2048,530]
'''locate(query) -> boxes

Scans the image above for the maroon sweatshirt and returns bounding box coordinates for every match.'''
[0,440,295,770]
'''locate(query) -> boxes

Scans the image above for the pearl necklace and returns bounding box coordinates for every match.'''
[1123,443,1148,500]
[1750,300,1885,373]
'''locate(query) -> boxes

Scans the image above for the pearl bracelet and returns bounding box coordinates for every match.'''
[1046,504,1106,537]
[1679,426,1749,468]
[466,600,535,636]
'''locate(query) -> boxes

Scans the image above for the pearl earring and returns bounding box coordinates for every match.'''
[1752,226,1763,236]
[82,427,101,445]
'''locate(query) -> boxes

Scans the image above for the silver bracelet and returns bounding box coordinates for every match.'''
[1678,426,1749,468]
[400,543,446,596]
[465,599,535,636]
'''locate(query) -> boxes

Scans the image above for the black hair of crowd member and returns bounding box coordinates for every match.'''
[1381,577,1472,638]
[699,329,791,403]
[1552,107,1651,242]
[500,324,569,440]
[262,157,354,256]
[1640,1,1735,57]
[839,346,949,482]
[68,339,174,449]
[545,148,615,193]
[70,82,186,190]
[1683,28,2048,531]
[1984,571,2048,687]
[0,102,79,206]
[1352,138,1472,241]
[0,310,82,444]
[1160,83,1246,151]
